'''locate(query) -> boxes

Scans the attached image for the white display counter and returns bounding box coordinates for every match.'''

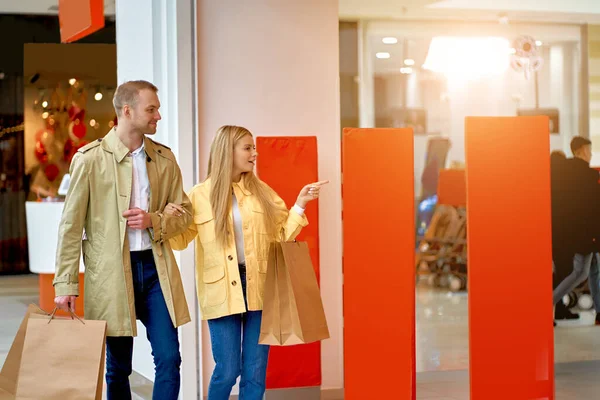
[25,201,85,274]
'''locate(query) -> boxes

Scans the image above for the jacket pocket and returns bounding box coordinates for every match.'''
[195,213,222,268]
[202,263,227,307]
[196,212,227,307]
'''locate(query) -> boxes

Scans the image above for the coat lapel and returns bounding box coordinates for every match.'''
[144,137,159,213]
[102,129,133,251]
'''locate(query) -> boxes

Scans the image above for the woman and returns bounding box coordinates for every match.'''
[165,125,327,400]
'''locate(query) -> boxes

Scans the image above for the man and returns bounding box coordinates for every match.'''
[552,137,600,322]
[54,80,193,400]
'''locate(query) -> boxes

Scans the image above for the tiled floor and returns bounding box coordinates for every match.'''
[2,274,600,399]
[0,274,151,400]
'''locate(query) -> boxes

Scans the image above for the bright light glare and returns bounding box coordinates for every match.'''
[423,37,510,81]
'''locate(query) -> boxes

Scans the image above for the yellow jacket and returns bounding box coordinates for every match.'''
[170,178,308,320]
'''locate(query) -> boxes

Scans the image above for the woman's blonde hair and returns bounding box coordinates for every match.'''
[207,125,285,246]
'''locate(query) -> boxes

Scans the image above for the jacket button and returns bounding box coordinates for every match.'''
[228,255,233,261]
[232,280,237,286]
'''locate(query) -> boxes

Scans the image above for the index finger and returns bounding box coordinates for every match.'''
[123,208,142,217]
[168,203,186,212]
[310,180,330,187]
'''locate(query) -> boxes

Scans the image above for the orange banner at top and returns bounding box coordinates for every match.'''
[59,0,105,43]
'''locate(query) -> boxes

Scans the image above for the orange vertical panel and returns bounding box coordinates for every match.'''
[39,273,85,317]
[437,169,466,207]
[466,117,554,399]
[343,128,415,400]
[59,0,105,43]
[256,136,321,389]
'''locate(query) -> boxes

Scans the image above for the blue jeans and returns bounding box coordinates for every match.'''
[589,253,600,312]
[553,253,593,305]
[207,265,270,400]
[105,250,181,400]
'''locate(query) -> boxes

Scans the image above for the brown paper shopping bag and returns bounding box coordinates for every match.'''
[259,241,329,345]
[0,304,49,400]
[15,309,107,400]
[258,243,282,344]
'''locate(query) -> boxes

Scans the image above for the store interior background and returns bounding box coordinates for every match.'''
[3,0,600,399]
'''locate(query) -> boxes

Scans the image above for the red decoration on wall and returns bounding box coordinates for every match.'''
[58,0,105,43]
[44,164,60,181]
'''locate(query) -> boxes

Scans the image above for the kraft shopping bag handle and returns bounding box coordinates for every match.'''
[48,308,85,325]
[279,228,297,243]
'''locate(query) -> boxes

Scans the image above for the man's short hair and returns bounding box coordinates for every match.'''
[570,136,592,154]
[113,80,158,116]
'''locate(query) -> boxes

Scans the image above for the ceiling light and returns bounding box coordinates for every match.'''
[400,67,413,74]
[42,101,49,108]
[69,78,77,86]
[536,40,543,46]
[94,91,103,101]
[376,52,391,59]
[382,37,398,44]
[404,59,415,66]
[423,36,510,81]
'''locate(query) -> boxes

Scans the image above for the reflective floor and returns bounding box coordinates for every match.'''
[415,278,600,399]
[2,274,600,399]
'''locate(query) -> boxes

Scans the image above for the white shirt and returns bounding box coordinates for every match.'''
[231,193,305,265]
[128,143,152,251]
[232,194,246,264]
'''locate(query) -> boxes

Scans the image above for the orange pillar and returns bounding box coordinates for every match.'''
[256,136,322,389]
[342,128,415,399]
[465,117,554,399]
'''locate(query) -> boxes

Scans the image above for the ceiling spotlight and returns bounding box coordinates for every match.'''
[69,78,77,86]
[376,52,391,59]
[90,119,97,127]
[400,67,413,74]
[42,101,49,108]
[382,37,398,44]
[404,59,415,66]
[94,91,103,101]
[42,112,49,119]
[536,40,543,46]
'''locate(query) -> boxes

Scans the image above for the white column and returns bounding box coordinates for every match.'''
[115,0,199,398]
[358,20,375,127]
[550,45,570,152]
[196,0,343,397]
[406,72,421,108]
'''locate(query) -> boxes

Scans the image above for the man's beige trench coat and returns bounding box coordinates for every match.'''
[54,129,193,336]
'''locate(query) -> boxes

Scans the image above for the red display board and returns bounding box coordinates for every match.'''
[59,0,105,43]
[256,136,321,388]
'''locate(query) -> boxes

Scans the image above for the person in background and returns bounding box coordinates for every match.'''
[552,138,600,324]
